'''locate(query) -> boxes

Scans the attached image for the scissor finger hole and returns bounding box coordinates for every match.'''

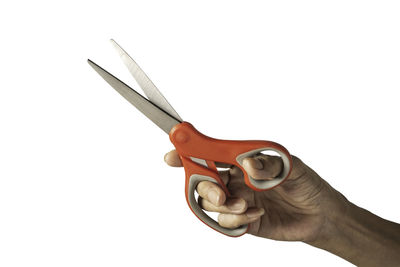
[188,174,248,236]
[196,194,220,221]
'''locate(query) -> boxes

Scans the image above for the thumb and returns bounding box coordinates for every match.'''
[242,155,283,180]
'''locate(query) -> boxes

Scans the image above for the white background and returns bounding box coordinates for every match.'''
[0,1,399,266]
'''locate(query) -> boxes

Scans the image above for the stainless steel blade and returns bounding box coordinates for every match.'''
[88,59,181,134]
[110,39,183,121]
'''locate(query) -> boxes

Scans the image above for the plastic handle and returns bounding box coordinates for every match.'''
[181,156,248,237]
[169,122,293,236]
[236,147,292,190]
[170,122,293,191]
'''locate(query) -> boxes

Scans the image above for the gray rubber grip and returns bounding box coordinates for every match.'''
[236,147,291,190]
[188,174,248,237]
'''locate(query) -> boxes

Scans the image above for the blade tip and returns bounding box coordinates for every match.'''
[87,59,95,66]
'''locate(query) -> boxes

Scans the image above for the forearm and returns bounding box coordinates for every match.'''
[308,201,400,266]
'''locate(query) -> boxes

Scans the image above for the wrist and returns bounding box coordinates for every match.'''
[306,197,400,266]
[305,191,352,255]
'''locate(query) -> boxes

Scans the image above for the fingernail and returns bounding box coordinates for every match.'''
[228,198,246,212]
[252,159,263,170]
[246,208,265,219]
[244,158,263,170]
[208,189,221,206]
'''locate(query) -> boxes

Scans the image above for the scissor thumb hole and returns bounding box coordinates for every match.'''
[242,155,283,180]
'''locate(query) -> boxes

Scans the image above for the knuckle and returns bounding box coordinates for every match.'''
[250,169,269,180]
[229,165,242,176]
[203,200,219,212]
[290,155,307,177]
[291,155,303,166]
[260,155,282,169]
[225,215,241,228]
[231,216,243,228]
[196,181,207,191]
[256,154,271,163]
[197,181,215,194]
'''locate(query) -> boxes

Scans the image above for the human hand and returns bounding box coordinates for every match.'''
[164,150,348,242]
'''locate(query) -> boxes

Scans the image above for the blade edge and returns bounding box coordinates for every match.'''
[88,59,181,135]
[110,39,183,121]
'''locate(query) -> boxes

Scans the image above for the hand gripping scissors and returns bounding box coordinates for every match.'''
[88,40,293,237]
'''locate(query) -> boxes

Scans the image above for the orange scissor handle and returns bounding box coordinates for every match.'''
[169,122,293,237]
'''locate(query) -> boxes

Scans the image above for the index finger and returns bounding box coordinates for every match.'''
[164,150,182,167]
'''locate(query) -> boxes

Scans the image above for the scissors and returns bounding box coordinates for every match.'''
[88,40,293,237]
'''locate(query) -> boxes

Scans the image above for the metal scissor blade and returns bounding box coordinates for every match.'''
[110,39,183,121]
[88,59,181,134]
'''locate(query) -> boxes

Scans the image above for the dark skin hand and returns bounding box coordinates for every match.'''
[165,150,400,267]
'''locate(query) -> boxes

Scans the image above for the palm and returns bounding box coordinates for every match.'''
[227,159,333,242]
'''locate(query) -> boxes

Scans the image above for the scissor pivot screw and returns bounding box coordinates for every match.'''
[174,130,190,144]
